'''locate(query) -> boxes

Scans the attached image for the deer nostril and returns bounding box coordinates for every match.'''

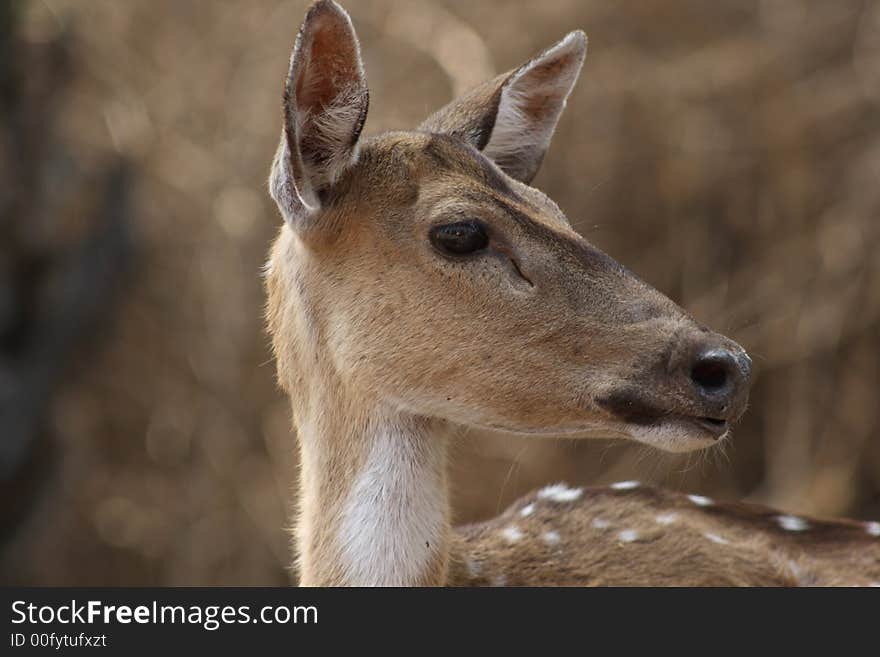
[690,349,737,393]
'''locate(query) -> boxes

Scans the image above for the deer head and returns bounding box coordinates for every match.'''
[266,1,750,456]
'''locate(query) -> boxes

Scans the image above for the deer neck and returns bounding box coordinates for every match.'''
[292,381,451,586]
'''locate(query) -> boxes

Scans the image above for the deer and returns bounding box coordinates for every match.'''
[263,0,880,586]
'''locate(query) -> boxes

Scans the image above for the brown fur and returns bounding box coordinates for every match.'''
[450,484,880,586]
[263,2,874,587]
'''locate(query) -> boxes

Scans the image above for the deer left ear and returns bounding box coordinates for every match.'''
[420,31,586,184]
[270,0,369,228]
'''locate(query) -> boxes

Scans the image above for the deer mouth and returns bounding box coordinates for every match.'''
[678,415,728,439]
[630,412,729,441]
[596,392,731,441]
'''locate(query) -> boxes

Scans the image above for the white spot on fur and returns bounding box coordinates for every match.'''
[866,521,880,537]
[655,513,678,525]
[785,559,804,582]
[688,494,713,507]
[537,483,583,503]
[492,574,507,587]
[769,552,820,585]
[610,480,640,490]
[337,421,446,586]
[703,532,729,545]
[520,503,535,517]
[542,530,561,545]
[465,559,481,578]
[777,515,809,532]
[591,517,610,530]
[501,525,524,543]
[618,529,640,543]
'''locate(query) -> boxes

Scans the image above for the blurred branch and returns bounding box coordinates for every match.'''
[376,0,495,96]
[0,7,132,533]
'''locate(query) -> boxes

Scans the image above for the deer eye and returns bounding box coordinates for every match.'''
[429,221,489,256]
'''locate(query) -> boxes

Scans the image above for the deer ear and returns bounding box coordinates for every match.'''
[269,0,369,227]
[420,31,586,184]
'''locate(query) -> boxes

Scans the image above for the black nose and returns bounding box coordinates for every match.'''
[690,348,750,401]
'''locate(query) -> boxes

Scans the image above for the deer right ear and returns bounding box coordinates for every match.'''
[269,0,369,228]
[420,31,586,184]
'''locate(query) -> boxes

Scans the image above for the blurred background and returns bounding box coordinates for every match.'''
[2,0,879,585]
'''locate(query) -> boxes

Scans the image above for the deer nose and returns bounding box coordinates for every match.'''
[689,347,751,406]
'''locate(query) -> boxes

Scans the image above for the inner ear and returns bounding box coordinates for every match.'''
[270,0,369,227]
[295,10,364,112]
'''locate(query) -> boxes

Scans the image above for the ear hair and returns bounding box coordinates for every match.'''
[269,0,369,227]
[420,31,587,184]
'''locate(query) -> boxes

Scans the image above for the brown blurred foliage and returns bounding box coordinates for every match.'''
[1,0,879,585]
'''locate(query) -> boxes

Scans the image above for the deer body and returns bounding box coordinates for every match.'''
[264,1,878,586]
[450,483,880,586]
